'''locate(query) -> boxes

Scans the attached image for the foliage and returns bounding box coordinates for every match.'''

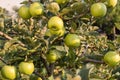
[0,0,120,80]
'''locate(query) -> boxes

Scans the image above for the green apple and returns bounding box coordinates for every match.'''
[46,50,60,63]
[64,34,80,48]
[30,2,44,17]
[18,62,34,75]
[55,0,69,4]
[46,2,60,13]
[50,27,65,36]
[18,5,31,19]
[104,51,120,67]
[48,16,64,31]
[90,3,107,17]
[107,0,117,7]
[1,65,17,80]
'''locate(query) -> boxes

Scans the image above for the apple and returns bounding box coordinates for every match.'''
[55,0,69,4]
[46,2,60,13]
[1,65,17,80]
[18,62,34,75]
[18,5,31,19]
[90,3,107,17]
[64,34,80,48]
[104,51,120,67]
[46,50,59,63]
[29,2,44,17]
[48,16,64,31]
[49,27,65,36]
[107,0,117,7]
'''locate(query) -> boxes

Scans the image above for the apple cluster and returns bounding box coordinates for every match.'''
[18,2,44,19]
[1,62,34,80]
[18,0,69,19]
[17,0,119,72]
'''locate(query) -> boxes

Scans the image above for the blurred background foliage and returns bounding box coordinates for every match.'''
[0,0,120,80]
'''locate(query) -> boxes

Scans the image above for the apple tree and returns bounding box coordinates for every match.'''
[0,0,120,80]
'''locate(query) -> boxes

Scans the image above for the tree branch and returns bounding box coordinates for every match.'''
[84,58,105,64]
[40,55,55,77]
[0,31,25,47]
[0,31,12,40]
[40,56,51,76]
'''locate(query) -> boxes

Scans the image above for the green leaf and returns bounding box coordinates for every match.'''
[60,7,72,15]
[3,39,18,50]
[4,41,12,50]
[115,23,120,30]
[0,50,5,56]
[51,46,66,52]
[70,2,87,14]
[48,75,54,80]
[116,35,120,44]
[78,63,94,80]
[71,21,77,31]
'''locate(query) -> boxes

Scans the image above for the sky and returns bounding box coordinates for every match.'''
[0,0,24,12]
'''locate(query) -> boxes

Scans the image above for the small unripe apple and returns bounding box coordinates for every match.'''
[107,0,117,7]
[1,65,17,80]
[50,27,65,36]
[104,51,120,67]
[48,16,64,31]
[29,2,44,17]
[46,2,60,13]
[18,62,34,75]
[64,34,80,48]
[55,0,69,4]
[46,50,58,63]
[90,3,107,17]
[18,5,31,19]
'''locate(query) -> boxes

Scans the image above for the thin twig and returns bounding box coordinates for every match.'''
[84,58,105,64]
[0,31,12,40]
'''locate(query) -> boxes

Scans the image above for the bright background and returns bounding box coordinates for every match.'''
[0,0,24,13]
